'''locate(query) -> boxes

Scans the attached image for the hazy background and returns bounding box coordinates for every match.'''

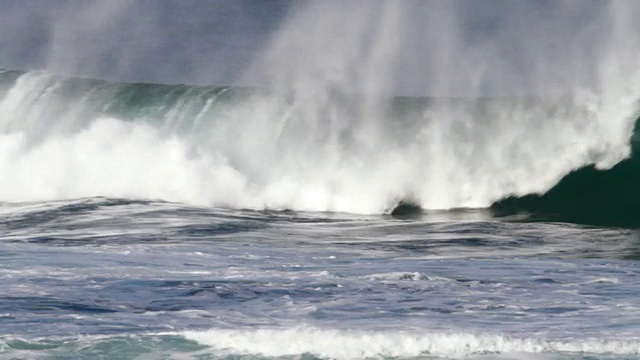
[0,1,637,95]
[0,0,292,85]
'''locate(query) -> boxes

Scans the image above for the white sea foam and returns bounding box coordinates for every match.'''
[182,326,640,359]
[0,117,253,208]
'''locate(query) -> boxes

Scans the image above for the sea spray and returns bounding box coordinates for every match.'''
[243,1,640,210]
[1,2,640,213]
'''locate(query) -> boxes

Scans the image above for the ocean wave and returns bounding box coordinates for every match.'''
[181,326,640,359]
[3,327,640,359]
[0,68,638,223]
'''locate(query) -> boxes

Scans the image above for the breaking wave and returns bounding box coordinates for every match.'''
[0,68,639,224]
[4,327,640,359]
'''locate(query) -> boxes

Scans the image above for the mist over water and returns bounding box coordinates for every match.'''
[1,1,640,214]
[241,1,640,212]
[0,0,291,85]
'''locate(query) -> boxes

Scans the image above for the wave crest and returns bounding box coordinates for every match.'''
[181,326,640,359]
[0,69,638,216]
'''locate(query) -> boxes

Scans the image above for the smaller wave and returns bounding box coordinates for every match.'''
[363,271,451,282]
[181,326,640,359]
[0,334,207,359]
[2,328,640,359]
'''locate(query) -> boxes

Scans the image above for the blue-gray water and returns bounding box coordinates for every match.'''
[2,198,640,359]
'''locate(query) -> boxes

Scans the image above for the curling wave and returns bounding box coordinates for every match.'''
[0,68,639,219]
[491,129,640,228]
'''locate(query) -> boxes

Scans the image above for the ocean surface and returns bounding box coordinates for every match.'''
[3,199,640,360]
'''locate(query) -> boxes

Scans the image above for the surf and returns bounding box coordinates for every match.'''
[0,67,638,223]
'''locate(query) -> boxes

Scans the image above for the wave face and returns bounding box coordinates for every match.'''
[0,68,639,215]
[492,131,640,228]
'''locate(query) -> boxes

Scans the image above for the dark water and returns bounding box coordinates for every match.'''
[492,135,640,228]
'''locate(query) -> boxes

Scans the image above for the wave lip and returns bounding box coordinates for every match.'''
[491,136,640,228]
[181,326,640,359]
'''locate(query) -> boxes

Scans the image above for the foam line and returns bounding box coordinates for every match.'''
[181,326,640,359]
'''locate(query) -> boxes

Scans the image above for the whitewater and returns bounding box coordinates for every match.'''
[4,1,640,359]
[0,68,638,214]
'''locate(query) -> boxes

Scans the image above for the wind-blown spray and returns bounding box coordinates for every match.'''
[0,2,640,214]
